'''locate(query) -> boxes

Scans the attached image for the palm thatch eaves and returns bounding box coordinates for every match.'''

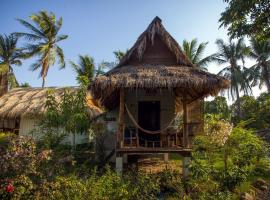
[0,87,103,119]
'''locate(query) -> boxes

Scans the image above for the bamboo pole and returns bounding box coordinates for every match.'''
[118,89,125,148]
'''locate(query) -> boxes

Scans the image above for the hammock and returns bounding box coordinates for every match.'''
[125,104,177,135]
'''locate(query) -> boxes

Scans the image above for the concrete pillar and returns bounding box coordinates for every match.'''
[182,156,191,180]
[164,153,169,162]
[116,157,123,176]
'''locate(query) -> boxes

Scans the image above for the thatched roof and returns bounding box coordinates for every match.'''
[92,17,230,106]
[0,87,103,119]
[117,16,193,67]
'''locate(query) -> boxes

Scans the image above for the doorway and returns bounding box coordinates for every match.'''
[138,101,160,146]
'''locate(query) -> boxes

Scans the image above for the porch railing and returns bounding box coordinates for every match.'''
[122,122,201,148]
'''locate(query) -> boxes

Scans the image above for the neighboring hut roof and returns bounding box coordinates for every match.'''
[92,17,230,106]
[0,87,103,119]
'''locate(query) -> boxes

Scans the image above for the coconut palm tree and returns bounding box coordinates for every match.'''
[212,38,251,118]
[97,50,128,74]
[182,39,215,71]
[70,55,95,86]
[0,34,24,95]
[248,38,270,93]
[113,50,127,63]
[16,11,68,87]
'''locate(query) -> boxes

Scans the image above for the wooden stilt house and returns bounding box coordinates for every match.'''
[92,17,229,171]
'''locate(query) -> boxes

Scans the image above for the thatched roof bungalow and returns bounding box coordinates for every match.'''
[91,17,229,173]
[0,87,103,137]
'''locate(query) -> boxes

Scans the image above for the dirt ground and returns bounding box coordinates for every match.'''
[136,154,183,173]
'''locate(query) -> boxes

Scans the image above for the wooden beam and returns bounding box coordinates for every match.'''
[117,89,125,148]
[183,98,189,148]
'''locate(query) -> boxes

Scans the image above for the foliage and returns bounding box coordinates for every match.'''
[227,127,266,167]
[204,96,231,120]
[0,34,24,90]
[16,11,68,87]
[212,38,251,118]
[20,82,31,87]
[113,50,127,63]
[204,114,233,145]
[182,38,215,71]
[248,38,270,93]
[89,120,108,165]
[231,93,270,129]
[0,137,160,200]
[219,0,270,40]
[214,38,251,99]
[70,55,95,86]
[190,119,269,198]
[41,168,159,200]
[38,87,91,149]
[0,135,37,179]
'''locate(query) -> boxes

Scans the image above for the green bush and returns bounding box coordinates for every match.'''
[189,119,269,198]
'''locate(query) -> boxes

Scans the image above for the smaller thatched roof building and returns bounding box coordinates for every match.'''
[0,87,103,119]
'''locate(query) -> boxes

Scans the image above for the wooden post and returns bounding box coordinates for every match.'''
[116,156,123,176]
[182,156,190,180]
[183,98,189,148]
[118,89,125,148]
[136,130,139,147]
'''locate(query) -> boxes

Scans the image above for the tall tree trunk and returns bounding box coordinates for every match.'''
[235,85,242,119]
[262,64,270,93]
[42,77,45,88]
[0,73,8,97]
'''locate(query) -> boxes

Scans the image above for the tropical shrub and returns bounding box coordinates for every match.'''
[189,117,269,198]
[0,135,37,179]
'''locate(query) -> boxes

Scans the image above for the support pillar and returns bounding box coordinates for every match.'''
[116,156,123,176]
[183,98,189,148]
[117,89,125,148]
[164,153,169,162]
[182,156,190,180]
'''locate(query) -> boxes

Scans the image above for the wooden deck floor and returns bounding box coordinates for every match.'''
[117,147,192,155]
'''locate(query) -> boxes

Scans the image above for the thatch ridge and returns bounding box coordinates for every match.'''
[0,87,103,119]
[116,16,194,68]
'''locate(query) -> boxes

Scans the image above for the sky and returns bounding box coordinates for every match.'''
[0,0,265,98]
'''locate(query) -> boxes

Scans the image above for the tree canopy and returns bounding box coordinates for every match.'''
[16,11,68,87]
[182,39,215,71]
[219,0,270,40]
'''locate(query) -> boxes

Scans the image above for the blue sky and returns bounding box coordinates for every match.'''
[1,0,263,97]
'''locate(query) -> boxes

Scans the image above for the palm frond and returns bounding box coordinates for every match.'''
[56,46,65,69]
[16,18,45,38]
[56,34,68,42]
[193,41,207,64]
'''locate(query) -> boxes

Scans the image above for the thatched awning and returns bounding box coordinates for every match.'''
[0,87,103,119]
[91,17,229,106]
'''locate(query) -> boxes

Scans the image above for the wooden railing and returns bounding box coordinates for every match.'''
[123,130,183,148]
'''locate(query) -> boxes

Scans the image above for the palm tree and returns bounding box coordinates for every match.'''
[16,11,68,87]
[248,38,270,93]
[97,50,128,74]
[113,50,127,63]
[182,39,215,70]
[212,38,251,118]
[70,55,95,86]
[0,34,23,95]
